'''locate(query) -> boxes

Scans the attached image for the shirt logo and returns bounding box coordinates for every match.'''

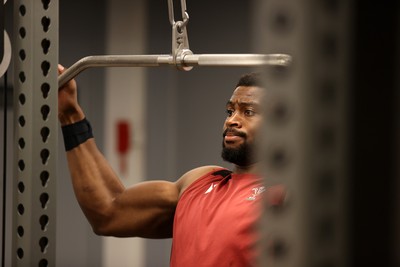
[205,183,217,194]
[246,186,266,201]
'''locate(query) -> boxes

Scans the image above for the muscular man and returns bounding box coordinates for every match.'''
[58,66,267,266]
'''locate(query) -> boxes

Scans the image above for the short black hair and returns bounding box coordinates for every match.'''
[235,72,263,88]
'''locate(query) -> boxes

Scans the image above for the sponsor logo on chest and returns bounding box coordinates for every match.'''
[204,183,265,201]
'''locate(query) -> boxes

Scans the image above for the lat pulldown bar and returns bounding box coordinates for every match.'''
[58,54,291,88]
[58,0,291,88]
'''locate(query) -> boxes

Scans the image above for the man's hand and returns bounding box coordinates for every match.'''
[58,64,85,125]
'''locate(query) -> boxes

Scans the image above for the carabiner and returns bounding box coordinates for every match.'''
[168,0,193,71]
[168,0,189,27]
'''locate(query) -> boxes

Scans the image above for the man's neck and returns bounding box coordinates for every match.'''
[233,163,260,174]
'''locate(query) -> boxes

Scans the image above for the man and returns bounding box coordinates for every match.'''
[58,66,267,266]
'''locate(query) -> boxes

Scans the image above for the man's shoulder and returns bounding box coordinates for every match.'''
[176,165,228,197]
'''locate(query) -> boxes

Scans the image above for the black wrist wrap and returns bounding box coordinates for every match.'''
[61,118,94,151]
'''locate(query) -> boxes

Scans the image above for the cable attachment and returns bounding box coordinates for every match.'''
[168,0,193,71]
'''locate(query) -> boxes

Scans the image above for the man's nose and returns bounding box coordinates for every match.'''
[226,112,242,128]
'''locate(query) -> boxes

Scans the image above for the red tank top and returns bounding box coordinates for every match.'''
[170,168,264,267]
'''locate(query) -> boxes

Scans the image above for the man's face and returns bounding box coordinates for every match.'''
[221,86,264,166]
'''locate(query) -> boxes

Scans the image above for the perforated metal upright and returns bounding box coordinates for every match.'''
[13,0,58,266]
[255,0,351,266]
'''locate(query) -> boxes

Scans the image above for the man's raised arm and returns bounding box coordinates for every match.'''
[58,65,179,238]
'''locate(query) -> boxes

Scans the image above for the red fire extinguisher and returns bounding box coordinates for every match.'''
[116,120,131,175]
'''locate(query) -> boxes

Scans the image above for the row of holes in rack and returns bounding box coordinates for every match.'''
[15,1,54,267]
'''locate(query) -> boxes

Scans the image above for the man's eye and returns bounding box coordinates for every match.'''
[245,110,256,116]
[226,109,234,116]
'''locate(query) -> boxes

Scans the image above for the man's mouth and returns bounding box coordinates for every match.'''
[223,129,246,143]
[224,135,243,142]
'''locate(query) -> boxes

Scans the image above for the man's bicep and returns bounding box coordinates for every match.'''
[103,166,222,238]
[99,180,180,238]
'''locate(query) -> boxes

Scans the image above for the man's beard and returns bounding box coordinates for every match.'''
[221,129,256,166]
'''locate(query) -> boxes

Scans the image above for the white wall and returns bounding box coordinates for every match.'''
[103,1,147,266]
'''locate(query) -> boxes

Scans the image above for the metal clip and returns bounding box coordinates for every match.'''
[168,0,188,26]
[168,0,193,71]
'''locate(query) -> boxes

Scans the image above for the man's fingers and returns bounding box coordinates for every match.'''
[58,64,65,75]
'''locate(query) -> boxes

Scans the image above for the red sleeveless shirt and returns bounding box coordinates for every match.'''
[170,168,264,267]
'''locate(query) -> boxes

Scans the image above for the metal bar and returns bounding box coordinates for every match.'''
[58,55,171,88]
[183,54,291,66]
[13,0,58,266]
[58,53,292,88]
[167,0,175,25]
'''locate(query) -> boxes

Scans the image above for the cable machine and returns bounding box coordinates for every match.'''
[58,0,291,88]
